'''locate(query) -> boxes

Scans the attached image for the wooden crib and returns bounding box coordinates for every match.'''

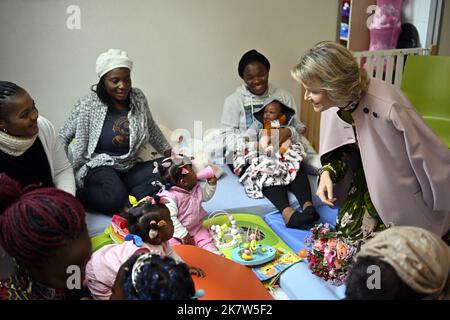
[353,47,431,87]
[299,46,435,151]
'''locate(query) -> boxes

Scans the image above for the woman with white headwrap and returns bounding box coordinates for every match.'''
[59,49,172,216]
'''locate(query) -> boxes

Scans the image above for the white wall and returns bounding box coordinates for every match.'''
[0,0,338,135]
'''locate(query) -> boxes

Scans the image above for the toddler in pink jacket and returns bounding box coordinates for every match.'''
[156,156,221,254]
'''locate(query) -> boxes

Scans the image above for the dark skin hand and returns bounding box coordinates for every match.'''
[180,235,204,276]
[182,234,195,245]
[274,127,292,144]
[206,175,217,186]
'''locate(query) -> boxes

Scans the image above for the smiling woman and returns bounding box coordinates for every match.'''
[0,81,77,282]
[0,81,75,194]
[220,50,318,230]
[59,49,172,216]
[291,41,450,242]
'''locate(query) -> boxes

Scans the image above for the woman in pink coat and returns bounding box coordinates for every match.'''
[291,41,450,243]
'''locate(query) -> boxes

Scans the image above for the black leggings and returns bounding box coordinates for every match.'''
[229,162,313,213]
[76,160,161,216]
[262,162,312,212]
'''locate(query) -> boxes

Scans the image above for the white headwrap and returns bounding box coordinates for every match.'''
[95,49,133,79]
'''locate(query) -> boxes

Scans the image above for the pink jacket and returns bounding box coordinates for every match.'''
[159,184,208,235]
[85,241,175,300]
[319,79,450,236]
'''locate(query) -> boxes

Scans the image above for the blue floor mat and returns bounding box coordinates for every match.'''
[264,205,339,253]
[280,262,346,300]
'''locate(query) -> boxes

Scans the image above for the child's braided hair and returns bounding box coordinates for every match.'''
[124,195,170,243]
[154,155,193,188]
[121,252,197,300]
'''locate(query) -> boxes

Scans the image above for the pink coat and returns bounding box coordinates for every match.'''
[319,79,450,236]
[85,241,172,300]
[159,184,207,234]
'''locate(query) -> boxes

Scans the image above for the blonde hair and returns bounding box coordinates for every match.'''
[291,41,369,105]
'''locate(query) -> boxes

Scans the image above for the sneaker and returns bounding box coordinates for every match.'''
[286,210,317,230]
[302,205,320,222]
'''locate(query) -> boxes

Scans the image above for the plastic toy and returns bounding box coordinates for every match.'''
[125,234,143,247]
[109,215,129,243]
[231,227,276,266]
[196,166,215,180]
[203,212,293,259]
[173,244,272,300]
[298,248,308,258]
[209,211,243,250]
[340,23,349,38]
[341,2,350,17]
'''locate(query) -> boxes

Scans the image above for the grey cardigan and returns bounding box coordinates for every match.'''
[59,87,171,187]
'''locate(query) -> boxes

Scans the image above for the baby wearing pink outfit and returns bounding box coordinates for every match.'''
[156,156,221,254]
[84,195,203,300]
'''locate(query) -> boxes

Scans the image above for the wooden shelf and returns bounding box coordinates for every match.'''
[339,0,376,51]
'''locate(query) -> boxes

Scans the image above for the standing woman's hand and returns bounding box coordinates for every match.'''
[317,171,336,206]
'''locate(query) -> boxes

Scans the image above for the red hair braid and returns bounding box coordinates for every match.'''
[0,174,86,270]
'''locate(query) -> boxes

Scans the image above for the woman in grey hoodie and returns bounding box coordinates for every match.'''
[220,50,319,229]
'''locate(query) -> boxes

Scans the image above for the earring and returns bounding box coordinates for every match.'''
[2,128,7,133]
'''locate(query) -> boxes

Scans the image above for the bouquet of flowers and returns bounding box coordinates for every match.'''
[305,223,357,286]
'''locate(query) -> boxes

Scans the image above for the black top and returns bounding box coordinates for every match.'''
[95,107,130,156]
[0,137,53,188]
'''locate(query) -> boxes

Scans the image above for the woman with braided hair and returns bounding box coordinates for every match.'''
[0,81,76,280]
[110,252,202,300]
[0,81,75,194]
[0,174,92,300]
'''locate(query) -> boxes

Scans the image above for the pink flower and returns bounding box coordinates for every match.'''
[313,240,324,251]
[336,240,349,260]
[327,238,337,250]
[306,225,356,286]
[324,247,336,265]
